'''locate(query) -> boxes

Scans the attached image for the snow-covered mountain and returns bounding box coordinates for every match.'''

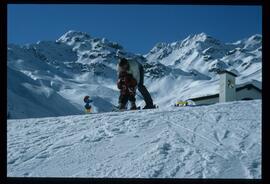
[145,33,261,79]
[144,33,261,105]
[7,100,261,178]
[7,31,262,119]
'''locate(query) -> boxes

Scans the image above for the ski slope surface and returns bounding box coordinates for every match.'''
[7,100,261,178]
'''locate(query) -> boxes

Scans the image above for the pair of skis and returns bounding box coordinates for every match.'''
[111,104,158,112]
[83,95,158,113]
[111,105,141,112]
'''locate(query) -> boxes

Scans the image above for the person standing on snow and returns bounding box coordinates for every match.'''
[116,56,155,109]
[84,96,93,113]
[117,71,138,110]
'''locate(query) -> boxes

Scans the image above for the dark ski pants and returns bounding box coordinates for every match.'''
[119,94,136,109]
[138,64,154,107]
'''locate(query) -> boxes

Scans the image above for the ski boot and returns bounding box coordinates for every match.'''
[143,104,156,109]
[119,103,127,111]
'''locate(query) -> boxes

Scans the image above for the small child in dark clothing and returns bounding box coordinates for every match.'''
[117,71,137,110]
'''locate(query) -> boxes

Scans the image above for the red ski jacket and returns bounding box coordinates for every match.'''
[117,71,137,95]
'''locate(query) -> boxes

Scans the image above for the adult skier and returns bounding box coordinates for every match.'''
[117,56,155,109]
[117,71,138,110]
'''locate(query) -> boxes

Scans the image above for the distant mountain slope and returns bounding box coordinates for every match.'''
[7,31,262,119]
[145,33,261,80]
[7,67,81,119]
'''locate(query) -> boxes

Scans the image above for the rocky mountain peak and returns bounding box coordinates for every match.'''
[56,30,91,44]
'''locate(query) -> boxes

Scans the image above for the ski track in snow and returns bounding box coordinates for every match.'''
[7,100,261,178]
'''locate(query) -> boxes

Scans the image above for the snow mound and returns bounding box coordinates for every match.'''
[7,100,261,178]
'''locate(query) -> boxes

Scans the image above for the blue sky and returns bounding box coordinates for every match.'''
[8,4,262,54]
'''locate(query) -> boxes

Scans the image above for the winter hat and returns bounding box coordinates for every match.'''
[84,96,90,103]
[119,58,128,66]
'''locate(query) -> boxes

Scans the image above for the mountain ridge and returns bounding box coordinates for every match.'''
[7,31,262,119]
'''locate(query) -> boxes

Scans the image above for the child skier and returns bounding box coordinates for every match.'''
[84,96,93,113]
[117,71,138,110]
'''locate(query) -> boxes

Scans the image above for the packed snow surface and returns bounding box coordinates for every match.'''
[7,100,261,178]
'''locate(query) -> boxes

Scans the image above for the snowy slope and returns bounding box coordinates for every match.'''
[7,31,262,119]
[7,100,261,178]
[7,66,81,119]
